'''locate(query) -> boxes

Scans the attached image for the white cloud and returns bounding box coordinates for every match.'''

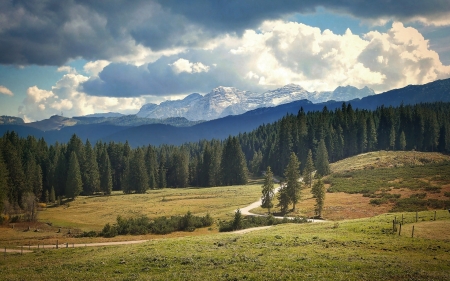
[0,85,14,96]
[83,60,111,76]
[170,58,210,74]
[57,66,77,74]
[18,65,147,122]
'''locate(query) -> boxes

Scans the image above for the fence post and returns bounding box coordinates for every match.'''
[56,240,58,249]
[402,214,404,225]
[434,211,436,221]
[399,223,402,236]
[412,225,415,238]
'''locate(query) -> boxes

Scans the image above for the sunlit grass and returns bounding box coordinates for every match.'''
[1,211,449,280]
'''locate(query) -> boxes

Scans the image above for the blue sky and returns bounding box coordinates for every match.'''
[1,1,449,122]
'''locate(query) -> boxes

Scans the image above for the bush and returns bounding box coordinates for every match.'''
[100,212,215,237]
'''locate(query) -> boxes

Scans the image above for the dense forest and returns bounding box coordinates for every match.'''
[1,102,450,217]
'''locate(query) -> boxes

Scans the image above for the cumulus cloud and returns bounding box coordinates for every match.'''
[1,0,449,66]
[0,85,13,96]
[18,70,146,122]
[81,20,450,98]
[170,58,210,74]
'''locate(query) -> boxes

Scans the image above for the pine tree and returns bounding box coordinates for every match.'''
[284,152,301,212]
[303,149,314,189]
[367,116,377,151]
[313,178,326,218]
[128,148,149,194]
[261,166,275,214]
[66,152,83,199]
[50,186,56,203]
[315,139,330,176]
[220,137,248,186]
[399,131,407,151]
[144,145,158,189]
[277,184,290,215]
[99,148,113,195]
[0,152,9,213]
[389,125,396,150]
[83,140,100,195]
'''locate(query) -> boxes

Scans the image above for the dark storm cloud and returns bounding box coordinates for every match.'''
[1,0,448,66]
[156,0,450,30]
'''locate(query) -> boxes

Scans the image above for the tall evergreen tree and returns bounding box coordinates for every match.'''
[0,152,9,213]
[284,152,301,212]
[313,178,325,218]
[367,116,377,151]
[66,152,83,199]
[83,140,100,195]
[303,149,315,189]
[144,145,158,189]
[99,148,113,195]
[261,166,275,214]
[277,184,290,215]
[315,139,330,176]
[389,125,396,150]
[399,131,407,151]
[221,137,248,186]
[127,148,149,194]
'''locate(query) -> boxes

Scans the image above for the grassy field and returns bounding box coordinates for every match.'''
[1,211,449,280]
[1,151,450,280]
[0,181,263,247]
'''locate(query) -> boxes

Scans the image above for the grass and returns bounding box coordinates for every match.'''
[0,181,263,247]
[39,181,263,230]
[1,211,449,280]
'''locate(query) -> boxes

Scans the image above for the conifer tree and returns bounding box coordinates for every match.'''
[313,178,325,218]
[303,149,315,189]
[99,148,113,195]
[277,184,290,215]
[284,152,301,212]
[389,125,396,150]
[221,136,248,186]
[0,152,9,213]
[315,139,330,176]
[399,131,407,151]
[128,148,149,194]
[50,186,56,203]
[83,140,100,195]
[66,152,83,199]
[261,166,275,214]
[144,145,158,189]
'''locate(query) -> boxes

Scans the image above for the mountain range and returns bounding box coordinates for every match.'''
[136,84,375,121]
[1,78,450,147]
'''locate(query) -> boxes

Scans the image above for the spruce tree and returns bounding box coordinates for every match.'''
[315,139,330,176]
[261,166,275,214]
[284,152,301,212]
[399,131,407,151]
[220,136,248,186]
[99,149,113,195]
[313,178,325,218]
[128,148,149,194]
[277,184,290,215]
[66,152,83,200]
[303,149,315,189]
[83,140,100,195]
[50,186,56,203]
[0,152,9,213]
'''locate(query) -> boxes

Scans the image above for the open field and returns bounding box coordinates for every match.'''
[1,151,450,280]
[0,182,262,247]
[1,211,449,280]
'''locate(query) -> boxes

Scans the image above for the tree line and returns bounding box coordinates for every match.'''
[1,102,450,218]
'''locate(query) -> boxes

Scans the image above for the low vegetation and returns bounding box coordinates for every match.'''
[1,211,449,280]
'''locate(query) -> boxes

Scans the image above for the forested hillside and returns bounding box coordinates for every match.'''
[1,102,450,217]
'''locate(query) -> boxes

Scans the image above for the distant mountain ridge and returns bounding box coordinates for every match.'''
[136,84,375,121]
[1,78,449,147]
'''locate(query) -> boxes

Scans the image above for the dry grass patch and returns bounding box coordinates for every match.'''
[330,151,450,173]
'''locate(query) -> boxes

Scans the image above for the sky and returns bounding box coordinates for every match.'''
[0,1,450,122]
